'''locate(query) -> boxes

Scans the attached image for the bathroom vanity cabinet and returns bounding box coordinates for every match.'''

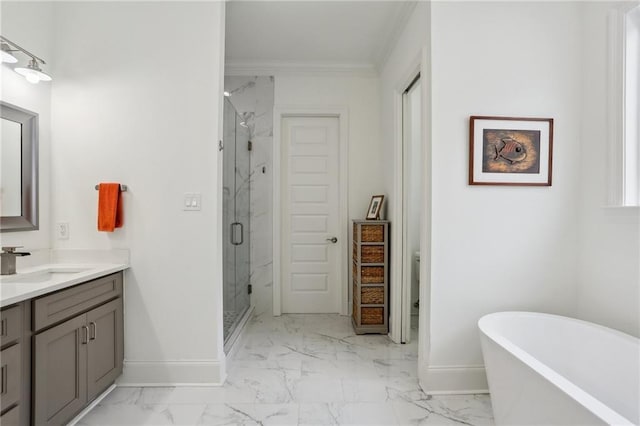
[0,271,124,426]
[0,303,26,425]
[352,220,389,334]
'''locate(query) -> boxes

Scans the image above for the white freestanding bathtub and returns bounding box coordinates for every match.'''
[478,312,639,426]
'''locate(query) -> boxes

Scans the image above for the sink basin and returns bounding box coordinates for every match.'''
[0,267,93,283]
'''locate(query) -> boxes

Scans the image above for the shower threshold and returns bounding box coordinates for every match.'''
[224,305,254,355]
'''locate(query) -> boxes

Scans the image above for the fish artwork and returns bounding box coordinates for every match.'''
[494,137,527,164]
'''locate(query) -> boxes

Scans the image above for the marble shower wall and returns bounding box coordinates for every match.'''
[224,76,275,318]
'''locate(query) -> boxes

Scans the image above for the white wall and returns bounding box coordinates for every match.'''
[274,74,384,222]
[379,2,429,226]
[0,1,53,250]
[50,1,227,384]
[378,1,431,358]
[577,2,640,337]
[426,1,584,392]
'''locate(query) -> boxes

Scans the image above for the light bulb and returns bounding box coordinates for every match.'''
[0,49,17,64]
[25,72,40,84]
[223,91,231,97]
[14,58,52,83]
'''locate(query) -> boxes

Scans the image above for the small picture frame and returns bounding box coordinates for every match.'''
[469,116,554,186]
[366,195,384,220]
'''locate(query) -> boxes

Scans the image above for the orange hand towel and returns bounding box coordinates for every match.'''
[97,183,123,232]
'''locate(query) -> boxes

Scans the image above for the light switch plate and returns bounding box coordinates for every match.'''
[183,193,201,211]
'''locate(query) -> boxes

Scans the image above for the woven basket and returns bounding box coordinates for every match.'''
[361,307,384,325]
[361,287,384,304]
[361,266,384,283]
[361,225,384,242]
[361,246,384,263]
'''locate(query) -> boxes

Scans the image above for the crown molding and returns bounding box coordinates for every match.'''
[224,60,379,78]
[373,1,419,70]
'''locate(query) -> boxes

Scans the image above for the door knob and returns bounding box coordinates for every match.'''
[326,237,338,244]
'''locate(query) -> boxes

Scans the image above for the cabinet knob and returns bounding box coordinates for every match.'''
[326,237,338,244]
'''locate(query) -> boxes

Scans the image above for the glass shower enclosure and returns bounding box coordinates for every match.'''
[223,98,251,347]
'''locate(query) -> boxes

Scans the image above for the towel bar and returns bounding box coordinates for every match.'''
[95,184,128,192]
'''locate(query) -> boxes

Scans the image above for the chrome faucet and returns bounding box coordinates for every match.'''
[1,246,31,275]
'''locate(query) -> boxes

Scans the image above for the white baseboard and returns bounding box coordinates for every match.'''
[420,365,489,394]
[117,359,225,386]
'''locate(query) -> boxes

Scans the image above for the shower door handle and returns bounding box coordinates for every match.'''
[237,222,244,245]
[231,222,244,245]
[231,223,239,245]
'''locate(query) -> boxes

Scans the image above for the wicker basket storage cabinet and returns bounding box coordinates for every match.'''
[352,220,389,334]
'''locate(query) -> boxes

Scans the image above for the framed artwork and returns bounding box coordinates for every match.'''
[366,195,384,220]
[469,116,554,186]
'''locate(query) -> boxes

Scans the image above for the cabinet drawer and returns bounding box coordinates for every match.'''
[360,225,384,242]
[0,343,21,413]
[0,404,19,425]
[0,305,22,348]
[33,272,122,332]
[361,307,384,325]
[360,266,384,284]
[361,246,384,263]
[361,286,384,304]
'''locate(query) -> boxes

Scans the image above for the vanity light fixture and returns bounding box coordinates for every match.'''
[0,42,18,64]
[0,35,52,83]
[15,58,52,84]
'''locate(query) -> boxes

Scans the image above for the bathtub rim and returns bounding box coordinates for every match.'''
[478,311,638,426]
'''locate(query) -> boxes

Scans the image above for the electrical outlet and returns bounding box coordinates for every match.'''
[56,222,69,240]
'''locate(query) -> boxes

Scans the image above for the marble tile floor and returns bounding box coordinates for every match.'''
[79,314,494,426]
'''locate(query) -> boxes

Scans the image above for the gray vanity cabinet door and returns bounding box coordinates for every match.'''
[0,343,21,413]
[86,298,123,401]
[33,315,87,426]
[0,405,19,425]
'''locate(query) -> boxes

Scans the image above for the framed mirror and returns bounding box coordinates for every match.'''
[1,101,39,232]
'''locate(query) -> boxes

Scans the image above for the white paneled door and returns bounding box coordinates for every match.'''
[281,116,341,313]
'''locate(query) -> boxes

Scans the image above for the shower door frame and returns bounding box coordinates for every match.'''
[222,98,252,348]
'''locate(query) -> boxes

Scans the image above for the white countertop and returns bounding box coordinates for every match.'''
[1,262,129,308]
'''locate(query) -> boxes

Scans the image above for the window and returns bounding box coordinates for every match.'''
[624,5,640,205]
[609,3,640,206]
